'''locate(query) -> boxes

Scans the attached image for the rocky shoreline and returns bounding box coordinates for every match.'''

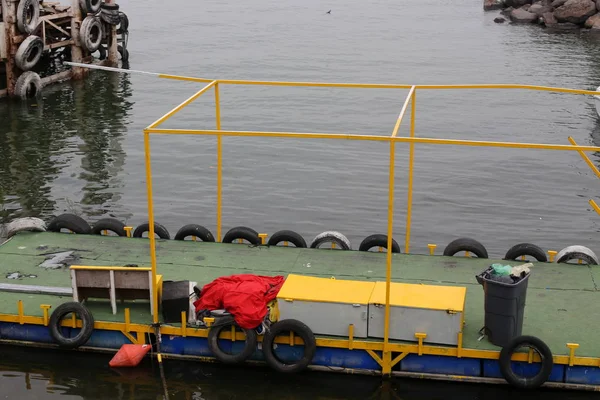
[484,0,600,30]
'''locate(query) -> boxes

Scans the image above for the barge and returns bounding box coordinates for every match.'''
[1,75,600,392]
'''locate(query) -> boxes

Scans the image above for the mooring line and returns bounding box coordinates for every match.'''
[64,61,160,76]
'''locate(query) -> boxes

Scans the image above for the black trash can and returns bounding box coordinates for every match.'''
[475,266,530,347]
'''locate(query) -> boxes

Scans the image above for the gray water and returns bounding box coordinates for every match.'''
[1,0,600,397]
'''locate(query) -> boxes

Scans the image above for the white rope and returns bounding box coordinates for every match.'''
[63,61,160,76]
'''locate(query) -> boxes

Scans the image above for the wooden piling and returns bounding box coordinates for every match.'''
[70,0,84,80]
[105,0,118,65]
[1,0,19,96]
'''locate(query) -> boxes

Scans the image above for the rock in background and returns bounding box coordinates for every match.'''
[484,0,600,30]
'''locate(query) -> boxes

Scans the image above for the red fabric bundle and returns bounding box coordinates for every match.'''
[193,274,285,329]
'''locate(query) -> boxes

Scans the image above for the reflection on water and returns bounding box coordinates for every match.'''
[0,345,595,400]
[0,70,133,223]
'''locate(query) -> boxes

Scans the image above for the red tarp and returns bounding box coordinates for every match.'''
[193,274,285,329]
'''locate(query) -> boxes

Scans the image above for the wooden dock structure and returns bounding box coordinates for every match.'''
[0,0,129,99]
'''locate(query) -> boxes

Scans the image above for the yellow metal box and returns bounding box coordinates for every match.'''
[276,274,376,338]
[367,281,466,345]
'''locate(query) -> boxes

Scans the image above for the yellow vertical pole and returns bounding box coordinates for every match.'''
[215,82,223,242]
[383,139,396,375]
[144,131,159,324]
[404,90,416,253]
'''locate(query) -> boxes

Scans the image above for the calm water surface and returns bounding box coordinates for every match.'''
[1,0,600,397]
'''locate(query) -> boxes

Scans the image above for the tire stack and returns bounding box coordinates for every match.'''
[13,0,43,99]
[87,0,129,62]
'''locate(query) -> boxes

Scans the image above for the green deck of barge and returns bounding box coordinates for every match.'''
[0,231,599,358]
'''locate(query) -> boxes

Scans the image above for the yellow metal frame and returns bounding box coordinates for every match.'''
[138,77,600,373]
[3,77,600,377]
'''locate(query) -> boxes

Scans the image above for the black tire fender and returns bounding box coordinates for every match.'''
[117,12,129,34]
[262,319,316,373]
[309,231,351,250]
[443,237,488,258]
[17,0,40,34]
[267,230,307,248]
[47,213,91,234]
[94,45,107,60]
[358,234,401,253]
[504,243,547,262]
[80,16,103,52]
[132,222,170,239]
[207,317,257,364]
[174,224,215,242]
[79,0,101,14]
[118,45,129,62]
[49,302,95,349]
[222,226,260,245]
[14,71,42,99]
[90,218,127,237]
[499,335,554,389]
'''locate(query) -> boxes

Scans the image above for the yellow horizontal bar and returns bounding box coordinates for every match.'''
[144,128,600,152]
[390,136,600,152]
[145,128,391,142]
[215,79,413,89]
[69,266,151,271]
[413,84,599,96]
[391,86,416,138]
[152,75,600,95]
[147,80,218,129]
[157,74,215,83]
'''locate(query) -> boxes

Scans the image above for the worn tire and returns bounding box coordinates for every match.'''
[14,71,42,99]
[443,238,488,258]
[5,217,46,238]
[504,243,547,262]
[94,45,107,60]
[262,319,316,374]
[310,231,351,250]
[47,213,91,234]
[207,317,257,364]
[174,224,215,242]
[499,335,553,389]
[267,230,307,248]
[49,302,95,349]
[222,226,260,245]
[79,0,101,14]
[132,222,170,239]
[117,12,129,34]
[17,0,40,34]
[80,16,103,52]
[358,234,401,253]
[555,245,598,265]
[118,45,129,62]
[15,35,43,71]
[90,218,127,237]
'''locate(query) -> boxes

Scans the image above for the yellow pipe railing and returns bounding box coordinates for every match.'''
[405,89,416,253]
[141,76,600,374]
[214,83,223,242]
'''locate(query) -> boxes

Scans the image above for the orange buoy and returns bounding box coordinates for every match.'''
[109,344,151,367]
